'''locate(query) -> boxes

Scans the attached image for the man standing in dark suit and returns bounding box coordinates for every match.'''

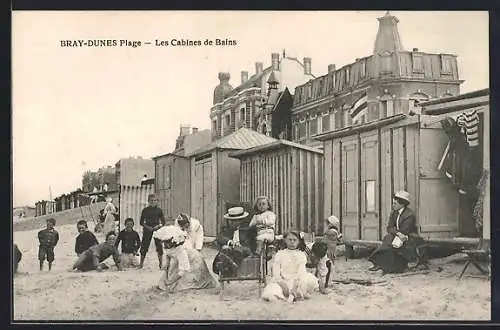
[212,207,257,277]
[368,190,423,273]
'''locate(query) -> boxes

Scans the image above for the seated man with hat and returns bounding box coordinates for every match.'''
[212,206,257,278]
[368,190,424,274]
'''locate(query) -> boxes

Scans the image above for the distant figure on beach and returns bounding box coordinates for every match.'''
[153,225,218,293]
[139,194,166,269]
[37,218,59,271]
[115,218,141,268]
[322,215,343,262]
[71,231,122,272]
[103,183,109,192]
[75,220,99,256]
[14,244,22,274]
[175,213,204,251]
[102,197,117,234]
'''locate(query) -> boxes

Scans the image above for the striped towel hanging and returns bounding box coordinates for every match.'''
[457,110,480,147]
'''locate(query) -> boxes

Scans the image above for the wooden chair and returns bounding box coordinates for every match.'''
[217,201,268,298]
[458,231,490,280]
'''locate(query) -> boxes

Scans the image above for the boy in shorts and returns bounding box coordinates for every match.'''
[37,218,59,271]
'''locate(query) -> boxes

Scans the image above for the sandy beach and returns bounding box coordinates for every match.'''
[13,223,490,321]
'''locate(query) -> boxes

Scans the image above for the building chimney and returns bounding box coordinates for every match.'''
[255,62,263,75]
[373,11,404,54]
[271,53,280,71]
[192,127,198,134]
[303,57,312,75]
[328,64,336,73]
[413,48,419,52]
[180,124,191,136]
[241,71,249,84]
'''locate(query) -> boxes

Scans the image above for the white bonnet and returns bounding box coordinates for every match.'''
[153,225,186,244]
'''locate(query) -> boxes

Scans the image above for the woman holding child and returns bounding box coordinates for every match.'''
[153,225,217,293]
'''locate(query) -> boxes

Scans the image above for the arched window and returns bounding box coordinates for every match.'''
[379,93,394,117]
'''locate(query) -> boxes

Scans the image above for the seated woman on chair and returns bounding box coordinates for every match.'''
[212,207,257,278]
[368,190,424,274]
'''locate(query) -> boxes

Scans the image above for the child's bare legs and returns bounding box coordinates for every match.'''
[255,240,263,256]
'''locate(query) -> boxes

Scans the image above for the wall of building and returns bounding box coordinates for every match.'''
[116,157,155,186]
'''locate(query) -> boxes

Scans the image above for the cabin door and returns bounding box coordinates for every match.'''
[360,132,380,241]
[193,157,215,236]
[341,137,360,240]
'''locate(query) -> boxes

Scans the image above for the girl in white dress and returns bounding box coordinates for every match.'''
[249,196,276,256]
[261,229,319,302]
[102,197,117,235]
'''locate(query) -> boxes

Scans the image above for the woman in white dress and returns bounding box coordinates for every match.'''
[102,197,117,234]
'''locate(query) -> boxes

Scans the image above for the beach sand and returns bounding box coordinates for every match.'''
[13,224,491,321]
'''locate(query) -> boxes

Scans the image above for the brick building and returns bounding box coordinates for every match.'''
[82,165,117,192]
[291,12,463,148]
[210,52,315,140]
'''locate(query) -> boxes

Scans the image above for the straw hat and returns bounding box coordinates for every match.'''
[223,207,249,220]
[394,190,411,204]
[326,215,340,228]
[153,225,186,243]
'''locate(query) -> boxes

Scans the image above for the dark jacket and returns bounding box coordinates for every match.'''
[75,230,99,255]
[386,207,417,237]
[216,220,257,253]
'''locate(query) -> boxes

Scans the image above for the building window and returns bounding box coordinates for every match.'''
[412,54,424,73]
[310,117,318,136]
[345,68,350,84]
[360,60,366,78]
[298,122,306,139]
[212,120,217,135]
[381,55,392,73]
[318,79,324,97]
[225,114,231,133]
[335,110,344,129]
[365,180,376,212]
[440,55,453,74]
[344,110,352,127]
[161,165,166,188]
[307,84,313,100]
[322,114,330,132]
[165,165,172,189]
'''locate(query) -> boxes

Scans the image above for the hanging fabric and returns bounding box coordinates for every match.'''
[473,169,489,231]
[456,109,480,148]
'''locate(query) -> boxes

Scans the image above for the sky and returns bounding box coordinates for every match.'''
[12,11,489,207]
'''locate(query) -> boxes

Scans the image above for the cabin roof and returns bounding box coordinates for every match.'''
[191,127,277,155]
[229,139,323,158]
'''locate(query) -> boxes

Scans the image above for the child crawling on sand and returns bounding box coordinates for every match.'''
[37,218,59,271]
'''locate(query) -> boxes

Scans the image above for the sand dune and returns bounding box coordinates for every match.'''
[13,224,490,321]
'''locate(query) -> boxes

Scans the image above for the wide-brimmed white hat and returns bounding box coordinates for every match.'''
[223,207,249,220]
[326,215,340,228]
[153,225,186,243]
[394,190,411,203]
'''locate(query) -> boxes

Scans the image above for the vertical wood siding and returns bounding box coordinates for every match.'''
[238,147,324,235]
[118,184,155,231]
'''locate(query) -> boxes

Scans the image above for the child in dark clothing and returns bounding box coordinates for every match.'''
[310,241,333,294]
[75,220,99,256]
[115,218,141,268]
[37,218,59,271]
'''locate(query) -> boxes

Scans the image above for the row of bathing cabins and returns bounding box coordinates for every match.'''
[35,13,490,252]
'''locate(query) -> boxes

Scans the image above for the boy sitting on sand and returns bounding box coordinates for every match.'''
[115,218,141,268]
[37,218,59,271]
[70,231,122,272]
[75,220,99,256]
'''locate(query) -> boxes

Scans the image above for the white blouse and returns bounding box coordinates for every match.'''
[271,249,308,282]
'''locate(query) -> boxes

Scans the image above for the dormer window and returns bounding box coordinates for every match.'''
[360,60,366,78]
[440,55,453,74]
[345,68,350,84]
[412,54,423,73]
